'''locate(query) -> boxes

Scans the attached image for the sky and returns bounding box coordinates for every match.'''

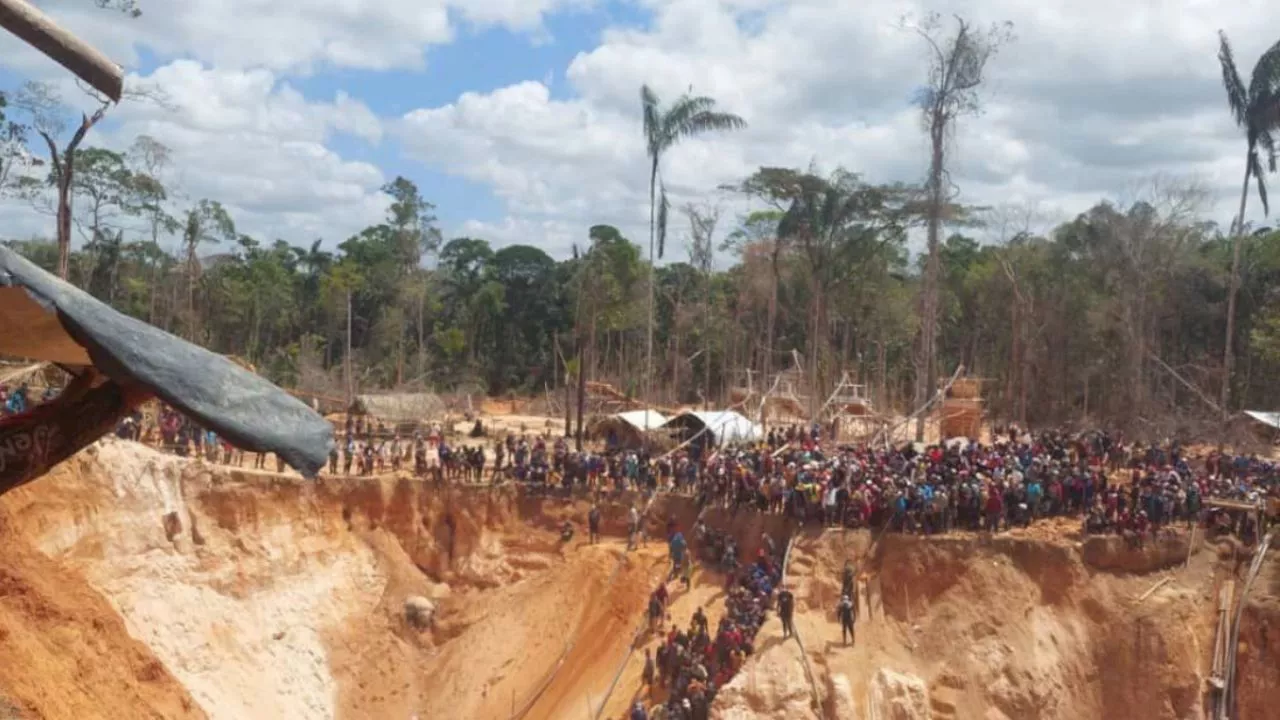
[0,0,1276,261]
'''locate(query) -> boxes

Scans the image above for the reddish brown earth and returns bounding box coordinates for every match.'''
[0,438,1276,719]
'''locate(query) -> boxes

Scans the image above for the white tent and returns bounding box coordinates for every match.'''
[615,409,669,431]
[1244,411,1280,429]
[665,410,763,445]
[588,409,668,448]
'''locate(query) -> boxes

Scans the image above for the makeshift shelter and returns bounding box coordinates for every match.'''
[941,377,985,440]
[589,410,668,450]
[1242,411,1280,443]
[665,410,762,455]
[350,393,445,436]
[1244,411,1280,430]
[0,246,332,494]
[352,393,444,423]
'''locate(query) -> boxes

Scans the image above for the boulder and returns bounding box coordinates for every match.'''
[712,641,818,719]
[403,596,436,629]
[828,673,857,718]
[867,668,930,720]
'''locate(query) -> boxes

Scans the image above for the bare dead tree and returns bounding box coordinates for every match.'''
[685,201,720,408]
[905,13,1013,441]
[11,80,170,279]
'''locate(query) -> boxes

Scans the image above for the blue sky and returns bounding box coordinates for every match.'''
[326,3,650,234]
[247,2,651,238]
[2,0,1270,255]
[3,0,654,244]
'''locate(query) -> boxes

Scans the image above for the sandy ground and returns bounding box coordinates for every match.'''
[713,529,1263,720]
[597,568,729,719]
[1,437,1279,720]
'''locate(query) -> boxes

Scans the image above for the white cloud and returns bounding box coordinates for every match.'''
[7,0,589,75]
[398,0,1280,259]
[1,60,390,248]
[5,0,1278,260]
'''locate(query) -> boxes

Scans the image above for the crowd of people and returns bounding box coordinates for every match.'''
[0,383,59,416]
[631,526,783,720]
[115,400,1277,544]
[511,425,1276,545]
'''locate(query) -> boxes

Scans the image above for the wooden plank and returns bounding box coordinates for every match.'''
[1135,576,1172,603]
[0,0,123,101]
[1204,497,1263,513]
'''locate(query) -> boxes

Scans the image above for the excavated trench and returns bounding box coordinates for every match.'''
[0,438,1276,720]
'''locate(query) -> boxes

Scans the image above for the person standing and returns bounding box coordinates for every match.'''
[627,504,640,551]
[838,593,856,645]
[778,584,796,638]
[668,530,687,580]
[642,648,655,693]
[588,504,601,544]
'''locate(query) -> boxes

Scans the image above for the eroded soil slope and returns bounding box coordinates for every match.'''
[714,526,1280,720]
[4,438,1278,720]
[0,490,202,719]
[0,439,693,720]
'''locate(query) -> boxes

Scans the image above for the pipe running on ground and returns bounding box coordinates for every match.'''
[1222,531,1273,720]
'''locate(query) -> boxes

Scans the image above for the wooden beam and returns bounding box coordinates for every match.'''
[0,0,123,101]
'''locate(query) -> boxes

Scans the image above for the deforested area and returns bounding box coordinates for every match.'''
[3,2,1280,720]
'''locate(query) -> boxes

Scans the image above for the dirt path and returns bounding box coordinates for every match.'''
[523,545,668,720]
[597,568,729,719]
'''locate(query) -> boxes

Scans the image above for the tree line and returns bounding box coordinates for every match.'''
[0,17,1278,438]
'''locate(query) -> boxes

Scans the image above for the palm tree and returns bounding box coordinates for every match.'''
[1217,31,1280,418]
[640,85,744,420]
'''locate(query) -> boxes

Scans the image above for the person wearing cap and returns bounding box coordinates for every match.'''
[838,592,856,645]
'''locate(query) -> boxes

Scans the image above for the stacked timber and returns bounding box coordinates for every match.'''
[940,377,984,439]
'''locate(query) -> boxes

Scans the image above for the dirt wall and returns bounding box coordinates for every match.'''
[0,440,716,720]
[4,438,1279,720]
[0,500,202,719]
[718,528,1280,720]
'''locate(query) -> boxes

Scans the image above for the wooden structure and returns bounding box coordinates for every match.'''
[940,376,984,439]
[587,410,668,450]
[0,0,123,100]
[350,392,445,437]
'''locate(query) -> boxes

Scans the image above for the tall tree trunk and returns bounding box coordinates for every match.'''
[704,274,712,411]
[556,333,570,439]
[55,171,72,279]
[671,294,681,403]
[185,242,198,342]
[1008,299,1018,420]
[577,317,593,451]
[877,338,887,412]
[1221,153,1252,424]
[396,314,405,386]
[345,288,354,403]
[915,124,945,441]
[417,287,427,378]
[765,244,780,404]
[38,109,104,280]
[644,157,658,428]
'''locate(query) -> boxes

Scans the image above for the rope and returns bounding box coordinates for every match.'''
[513,489,665,720]
[780,533,823,713]
[872,364,965,448]
[589,502,713,720]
